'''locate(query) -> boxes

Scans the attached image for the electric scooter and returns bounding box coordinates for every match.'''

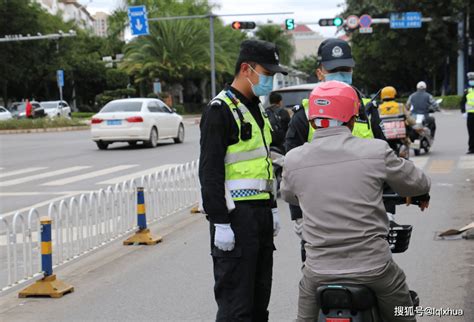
[315,193,426,322]
[410,99,442,156]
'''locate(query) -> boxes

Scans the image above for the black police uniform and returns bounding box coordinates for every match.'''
[199,40,287,321]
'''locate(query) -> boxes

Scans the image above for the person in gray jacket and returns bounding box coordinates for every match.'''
[281,80,431,322]
[407,81,438,138]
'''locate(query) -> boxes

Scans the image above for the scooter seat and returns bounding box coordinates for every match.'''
[317,284,376,312]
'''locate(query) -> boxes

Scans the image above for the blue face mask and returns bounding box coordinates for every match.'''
[469,80,474,87]
[325,72,353,85]
[248,66,274,96]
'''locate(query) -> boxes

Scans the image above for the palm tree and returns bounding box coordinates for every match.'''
[255,25,295,65]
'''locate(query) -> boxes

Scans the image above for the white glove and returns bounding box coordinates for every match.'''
[214,224,235,251]
[272,208,281,237]
[294,218,303,238]
[463,113,468,119]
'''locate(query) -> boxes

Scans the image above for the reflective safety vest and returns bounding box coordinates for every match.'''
[467,88,474,113]
[353,98,374,139]
[302,99,315,142]
[379,101,404,117]
[216,90,273,201]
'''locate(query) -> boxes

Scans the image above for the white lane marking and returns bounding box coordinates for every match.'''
[457,155,474,169]
[97,164,177,185]
[0,166,91,187]
[42,165,139,186]
[0,167,47,179]
[411,156,430,169]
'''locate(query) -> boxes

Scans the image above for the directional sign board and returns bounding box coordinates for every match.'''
[346,15,359,29]
[57,70,64,87]
[128,6,149,36]
[359,14,372,28]
[359,27,373,34]
[390,12,422,29]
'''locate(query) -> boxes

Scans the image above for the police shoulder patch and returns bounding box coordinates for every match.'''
[209,99,223,108]
[292,104,301,112]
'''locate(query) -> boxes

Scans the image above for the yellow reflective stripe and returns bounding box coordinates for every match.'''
[137,204,145,214]
[41,241,52,255]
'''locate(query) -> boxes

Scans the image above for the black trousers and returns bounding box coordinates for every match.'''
[210,202,274,322]
[468,113,474,152]
[424,115,436,138]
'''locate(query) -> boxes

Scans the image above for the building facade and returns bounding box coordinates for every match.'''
[34,0,94,31]
[93,12,109,37]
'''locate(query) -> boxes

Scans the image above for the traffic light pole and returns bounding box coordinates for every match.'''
[148,12,293,98]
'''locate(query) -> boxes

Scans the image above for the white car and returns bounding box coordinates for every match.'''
[40,100,72,118]
[0,106,12,121]
[91,98,185,150]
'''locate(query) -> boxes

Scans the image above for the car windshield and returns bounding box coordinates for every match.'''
[276,90,313,108]
[10,103,26,112]
[41,102,58,109]
[100,101,143,113]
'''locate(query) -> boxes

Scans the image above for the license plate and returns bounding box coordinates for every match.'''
[107,120,122,126]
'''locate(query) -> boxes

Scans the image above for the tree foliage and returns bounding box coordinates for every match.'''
[344,0,467,95]
[119,0,246,96]
[0,0,125,109]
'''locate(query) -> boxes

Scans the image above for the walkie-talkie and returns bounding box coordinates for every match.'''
[225,90,252,141]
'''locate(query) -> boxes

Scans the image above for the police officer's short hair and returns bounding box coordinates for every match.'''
[269,92,282,104]
[235,60,257,75]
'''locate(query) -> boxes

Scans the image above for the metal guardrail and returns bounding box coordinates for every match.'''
[0,160,200,294]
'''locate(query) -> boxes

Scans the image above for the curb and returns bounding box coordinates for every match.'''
[0,126,90,135]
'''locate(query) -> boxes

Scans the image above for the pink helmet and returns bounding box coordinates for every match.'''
[308,81,360,126]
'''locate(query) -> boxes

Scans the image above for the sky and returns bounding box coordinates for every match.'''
[78,0,344,37]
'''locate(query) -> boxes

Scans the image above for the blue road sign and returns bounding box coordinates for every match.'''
[390,12,422,29]
[128,6,149,36]
[359,14,372,28]
[57,70,64,87]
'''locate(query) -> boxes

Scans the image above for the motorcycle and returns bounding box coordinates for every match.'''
[379,113,410,160]
[315,193,425,322]
[410,98,441,156]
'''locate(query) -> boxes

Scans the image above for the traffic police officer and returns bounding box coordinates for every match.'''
[284,38,386,262]
[461,72,474,154]
[199,39,287,321]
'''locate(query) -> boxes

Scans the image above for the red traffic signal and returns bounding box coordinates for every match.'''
[231,21,256,30]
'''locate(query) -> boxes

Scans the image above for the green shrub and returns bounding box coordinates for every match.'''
[72,112,95,119]
[435,95,462,110]
[0,118,85,130]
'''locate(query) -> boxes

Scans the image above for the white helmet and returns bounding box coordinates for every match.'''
[416,81,427,90]
[467,72,474,80]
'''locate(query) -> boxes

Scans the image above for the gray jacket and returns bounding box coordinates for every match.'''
[407,90,436,115]
[281,126,431,274]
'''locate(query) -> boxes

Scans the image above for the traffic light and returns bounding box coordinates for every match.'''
[285,18,295,30]
[318,17,345,27]
[231,21,256,30]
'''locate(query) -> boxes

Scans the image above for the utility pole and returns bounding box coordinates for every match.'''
[457,14,465,95]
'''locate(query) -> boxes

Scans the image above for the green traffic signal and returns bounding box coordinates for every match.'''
[285,18,295,30]
[333,17,344,27]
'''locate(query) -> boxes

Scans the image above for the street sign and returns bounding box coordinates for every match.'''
[390,12,422,29]
[57,70,64,87]
[346,15,359,29]
[359,27,373,34]
[128,6,149,36]
[359,14,372,28]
